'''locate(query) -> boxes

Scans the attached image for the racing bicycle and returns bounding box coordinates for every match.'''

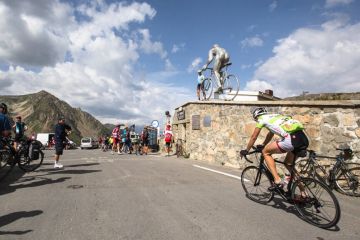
[295,147,359,197]
[241,145,340,229]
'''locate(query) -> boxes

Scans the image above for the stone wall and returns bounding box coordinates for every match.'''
[172,100,360,168]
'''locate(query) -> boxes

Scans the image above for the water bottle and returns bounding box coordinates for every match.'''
[283,174,291,191]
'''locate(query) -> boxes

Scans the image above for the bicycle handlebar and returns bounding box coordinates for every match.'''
[241,145,264,164]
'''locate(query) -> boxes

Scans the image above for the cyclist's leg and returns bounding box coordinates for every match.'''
[263,142,284,183]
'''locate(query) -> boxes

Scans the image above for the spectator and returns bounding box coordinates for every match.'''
[142,127,149,155]
[164,125,173,156]
[12,116,27,150]
[196,71,205,101]
[111,124,121,155]
[125,127,132,154]
[54,116,72,169]
[0,103,11,138]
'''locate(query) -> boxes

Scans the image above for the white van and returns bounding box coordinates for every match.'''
[36,133,55,148]
[80,137,99,149]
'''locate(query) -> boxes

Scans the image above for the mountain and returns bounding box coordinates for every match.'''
[284,92,360,101]
[0,90,110,144]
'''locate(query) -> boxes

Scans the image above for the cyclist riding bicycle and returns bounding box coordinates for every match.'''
[0,103,11,138]
[240,107,309,191]
[200,44,230,94]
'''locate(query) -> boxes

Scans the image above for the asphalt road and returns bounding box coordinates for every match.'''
[0,149,359,240]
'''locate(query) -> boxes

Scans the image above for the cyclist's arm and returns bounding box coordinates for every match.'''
[202,50,214,70]
[262,131,274,146]
[245,127,261,151]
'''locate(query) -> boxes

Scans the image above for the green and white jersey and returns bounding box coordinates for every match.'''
[256,114,304,137]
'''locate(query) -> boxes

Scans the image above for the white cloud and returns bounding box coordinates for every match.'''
[171,43,185,53]
[248,20,360,97]
[241,36,264,48]
[325,0,353,8]
[0,0,191,125]
[187,57,202,73]
[269,1,277,12]
[244,79,273,92]
[138,29,167,59]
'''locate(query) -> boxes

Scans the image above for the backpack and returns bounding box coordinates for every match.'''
[164,132,172,143]
[29,140,41,160]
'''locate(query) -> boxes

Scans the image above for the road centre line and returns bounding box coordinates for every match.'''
[193,164,248,181]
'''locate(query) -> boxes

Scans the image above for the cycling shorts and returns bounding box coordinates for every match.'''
[276,130,309,154]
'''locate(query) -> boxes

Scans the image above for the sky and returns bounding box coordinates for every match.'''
[0,0,360,126]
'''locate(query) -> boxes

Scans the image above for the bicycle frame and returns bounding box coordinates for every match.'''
[248,147,301,199]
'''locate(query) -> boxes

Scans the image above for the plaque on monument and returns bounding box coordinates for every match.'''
[203,115,211,127]
[192,115,200,130]
[177,110,185,120]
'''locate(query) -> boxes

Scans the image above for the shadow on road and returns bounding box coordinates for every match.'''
[0,210,43,236]
[269,196,340,231]
[0,163,101,196]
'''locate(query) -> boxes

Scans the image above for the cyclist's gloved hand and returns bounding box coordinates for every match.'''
[240,149,248,157]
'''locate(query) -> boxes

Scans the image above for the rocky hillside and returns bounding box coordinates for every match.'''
[0,90,109,144]
[284,92,360,101]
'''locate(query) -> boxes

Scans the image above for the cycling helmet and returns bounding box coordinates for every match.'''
[252,107,267,120]
[0,103,8,114]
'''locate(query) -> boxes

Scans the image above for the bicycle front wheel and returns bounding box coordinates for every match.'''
[291,177,340,229]
[222,74,239,101]
[18,150,44,172]
[241,166,274,204]
[201,78,213,100]
[335,165,360,197]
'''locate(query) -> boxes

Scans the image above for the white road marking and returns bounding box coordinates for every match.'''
[193,164,248,181]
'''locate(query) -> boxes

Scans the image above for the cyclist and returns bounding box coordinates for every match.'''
[240,107,309,191]
[0,103,11,138]
[12,116,27,150]
[201,44,230,93]
[111,124,121,155]
[164,125,173,155]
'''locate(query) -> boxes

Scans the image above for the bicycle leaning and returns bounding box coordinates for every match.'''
[295,147,359,197]
[200,63,240,101]
[0,137,44,181]
[241,145,341,229]
[175,139,189,158]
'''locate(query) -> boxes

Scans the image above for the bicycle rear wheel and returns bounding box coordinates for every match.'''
[241,166,274,204]
[222,74,239,101]
[335,165,360,197]
[201,78,213,100]
[18,150,44,172]
[0,150,16,181]
[291,177,340,228]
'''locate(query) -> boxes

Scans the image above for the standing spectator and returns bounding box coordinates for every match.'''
[111,124,121,155]
[196,70,205,101]
[0,103,11,138]
[164,125,173,156]
[125,127,132,154]
[142,127,149,155]
[54,116,72,169]
[13,116,28,149]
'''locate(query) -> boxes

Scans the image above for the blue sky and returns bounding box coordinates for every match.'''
[0,0,360,125]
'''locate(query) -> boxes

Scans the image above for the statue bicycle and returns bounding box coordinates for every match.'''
[200,63,240,101]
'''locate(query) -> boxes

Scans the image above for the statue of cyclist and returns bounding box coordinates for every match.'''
[240,107,309,193]
[200,44,230,94]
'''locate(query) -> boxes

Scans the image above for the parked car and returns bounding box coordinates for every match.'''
[80,137,99,149]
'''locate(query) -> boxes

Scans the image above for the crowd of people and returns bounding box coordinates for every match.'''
[98,125,151,155]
